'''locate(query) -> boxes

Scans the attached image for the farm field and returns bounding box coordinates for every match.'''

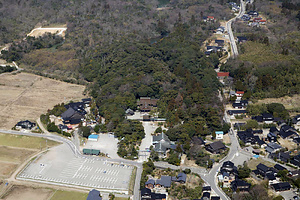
[0,72,85,129]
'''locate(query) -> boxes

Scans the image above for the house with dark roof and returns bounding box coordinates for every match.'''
[237,36,247,43]
[227,110,247,116]
[202,192,210,200]
[292,114,300,125]
[155,176,172,188]
[15,120,36,130]
[262,113,274,124]
[271,182,291,192]
[293,137,300,144]
[265,142,282,154]
[82,98,91,105]
[232,100,248,109]
[247,11,259,17]
[61,106,85,125]
[267,132,277,143]
[274,164,287,171]
[290,154,300,167]
[202,186,211,192]
[231,179,251,192]
[270,127,279,135]
[145,179,155,189]
[256,163,270,177]
[278,152,290,163]
[215,40,225,46]
[205,141,227,154]
[141,188,166,200]
[137,97,158,112]
[279,130,298,139]
[221,161,235,172]
[86,189,102,200]
[152,133,175,157]
[252,115,263,123]
[174,172,187,183]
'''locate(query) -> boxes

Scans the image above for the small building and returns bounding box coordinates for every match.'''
[202,186,211,192]
[88,134,99,141]
[231,179,251,192]
[278,152,290,163]
[217,72,229,79]
[262,113,274,124]
[265,142,282,154]
[237,36,247,43]
[215,40,225,46]
[215,131,224,140]
[274,164,286,171]
[137,97,158,112]
[290,154,300,167]
[202,192,210,200]
[152,133,175,157]
[236,91,244,97]
[87,189,102,200]
[271,182,291,192]
[205,141,227,154]
[15,120,36,130]
[145,179,155,189]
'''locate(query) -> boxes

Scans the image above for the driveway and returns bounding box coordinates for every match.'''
[138,122,157,162]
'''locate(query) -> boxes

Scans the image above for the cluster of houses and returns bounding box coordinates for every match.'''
[240,11,267,27]
[200,186,220,200]
[141,173,187,200]
[203,16,215,23]
[205,40,225,56]
[15,120,36,130]
[253,163,293,192]
[228,2,240,12]
[218,161,251,192]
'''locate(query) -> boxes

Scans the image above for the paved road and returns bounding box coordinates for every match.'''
[138,122,156,162]
[226,0,247,57]
[0,128,142,200]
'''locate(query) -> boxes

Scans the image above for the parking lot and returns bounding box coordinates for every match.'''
[83,133,119,159]
[17,143,133,194]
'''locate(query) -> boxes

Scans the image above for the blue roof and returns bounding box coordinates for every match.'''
[88,134,99,139]
[253,155,259,159]
[216,131,224,135]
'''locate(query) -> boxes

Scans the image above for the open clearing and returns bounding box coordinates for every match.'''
[0,133,59,149]
[0,72,85,129]
[27,26,67,38]
[247,157,274,170]
[50,190,88,200]
[256,94,300,113]
[2,185,53,200]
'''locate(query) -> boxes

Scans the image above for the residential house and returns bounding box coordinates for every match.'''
[292,114,300,125]
[229,91,236,97]
[252,115,263,123]
[231,179,251,192]
[265,142,283,154]
[267,132,277,143]
[241,14,251,21]
[274,164,286,171]
[205,141,227,154]
[207,16,215,21]
[221,161,235,173]
[87,189,102,200]
[172,172,187,183]
[288,170,300,178]
[222,171,236,188]
[270,127,279,135]
[247,11,259,17]
[227,110,247,116]
[235,91,244,97]
[125,108,134,115]
[141,188,166,200]
[202,192,210,200]
[237,130,258,145]
[61,107,85,125]
[217,72,229,79]
[58,124,68,132]
[192,136,205,146]
[279,125,298,139]
[271,182,291,192]
[152,133,175,157]
[278,152,290,163]
[290,154,300,167]
[137,97,158,112]
[293,137,300,144]
[256,163,276,178]
[15,120,36,130]
[155,176,172,188]
[215,131,224,140]
[215,40,225,47]
[262,113,274,124]
[237,36,247,43]
[259,19,266,24]
[82,98,91,105]
[202,186,211,192]
[145,179,155,189]
[232,100,248,109]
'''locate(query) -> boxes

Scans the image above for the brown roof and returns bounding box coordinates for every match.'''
[217,72,229,77]
[137,97,158,111]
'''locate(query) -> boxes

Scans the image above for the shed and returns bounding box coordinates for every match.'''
[215,131,224,140]
[87,189,102,200]
[88,134,99,141]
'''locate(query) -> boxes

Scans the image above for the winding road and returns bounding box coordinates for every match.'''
[226,0,247,57]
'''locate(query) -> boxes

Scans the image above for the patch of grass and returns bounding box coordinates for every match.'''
[128,166,137,195]
[247,157,274,170]
[0,146,37,163]
[50,190,88,200]
[115,197,129,200]
[239,41,292,64]
[0,133,59,149]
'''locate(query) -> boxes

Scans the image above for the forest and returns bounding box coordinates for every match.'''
[221,0,300,100]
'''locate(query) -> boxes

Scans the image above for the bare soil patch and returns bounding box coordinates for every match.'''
[0,146,37,163]
[0,72,85,129]
[0,162,18,177]
[278,138,297,151]
[2,185,53,200]
[28,27,67,38]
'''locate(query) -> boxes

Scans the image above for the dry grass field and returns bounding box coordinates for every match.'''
[256,94,300,112]
[2,185,53,200]
[27,26,67,38]
[0,72,85,129]
[247,157,274,170]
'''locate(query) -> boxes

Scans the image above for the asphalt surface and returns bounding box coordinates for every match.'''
[226,0,247,58]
